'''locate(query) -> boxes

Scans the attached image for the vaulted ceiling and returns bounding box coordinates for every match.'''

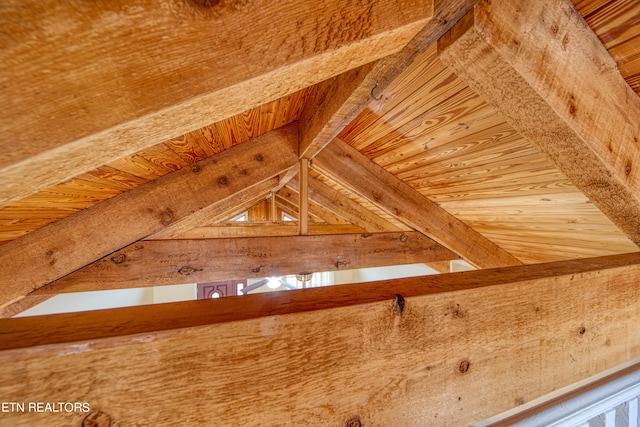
[0,0,639,313]
[3,2,640,426]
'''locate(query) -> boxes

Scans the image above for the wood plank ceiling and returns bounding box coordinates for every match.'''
[0,0,638,288]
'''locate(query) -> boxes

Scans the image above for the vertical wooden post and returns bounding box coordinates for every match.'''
[299,159,309,235]
[270,192,277,222]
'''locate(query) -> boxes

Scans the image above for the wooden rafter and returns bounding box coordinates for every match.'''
[0,0,432,207]
[288,175,406,233]
[34,232,455,293]
[437,0,640,246]
[276,187,350,225]
[312,138,522,268]
[2,253,640,425]
[0,125,299,307]
[298,0,477,159]
[148,176,280,240]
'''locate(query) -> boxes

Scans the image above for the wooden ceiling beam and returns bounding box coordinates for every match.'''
[298,0,477,159]
[0,0,432,207]
[2,253,640,425]
[34,232,455,293]
[288,175,406,233]
[0,125,299,308]
[147,176,280,239]
[169,224,368,239]
[313,138,522,268]
[276,187,350,225]
[438,0,640,246]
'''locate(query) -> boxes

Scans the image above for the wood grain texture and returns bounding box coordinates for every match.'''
[576,0,640,95]
[2,253,640,426]
[0,125,299,307]
[36,232,455,293]
[276,186,350,225]
[0,90,308,244]
[338,41,636,263]
[313,138,521,268]
[288,174,405,232]
[0,0,430,206]
[173,224,368,239]
[298,159,309,235]
[147,177,280,239]
[438,0,640,245]
[297,0,478,160]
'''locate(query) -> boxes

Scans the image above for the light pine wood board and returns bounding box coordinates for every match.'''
[575,0,640,94]
[337,25,637,262]
[0,89,310,245]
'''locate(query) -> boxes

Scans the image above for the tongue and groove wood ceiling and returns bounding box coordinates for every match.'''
[0,0,639,306]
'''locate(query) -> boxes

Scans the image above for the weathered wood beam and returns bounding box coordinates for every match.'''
[2,253,640,426]
[437,0,640,245]
[288,174,407,232]
[0,125,299,307]
[0,0,432,206]
[155,224,368,239]
[147,176,279,239]
[34,232,454,293]
[313,138,522,268]
[298,0,478,159]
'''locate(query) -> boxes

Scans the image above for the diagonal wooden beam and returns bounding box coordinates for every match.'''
[2,253,640,426]
[0,0,432,207]
[0,125,299,307]
[34,232,456,293]
[312,138,522,268]
[147,176,280,239]
[0,294,52,319]
[437,0,640,246]
[277,187,350,225]
[288,175,407,232]
[298,0,477,159]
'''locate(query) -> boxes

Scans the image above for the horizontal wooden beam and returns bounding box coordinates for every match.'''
[0,0,432,206]
[35,232,453,293]
[180,224,368,238]
[437,0,640,245]
[298,0,477,159]
[312,138,522,268]
[0,125,299,307]
[2,253,640,426]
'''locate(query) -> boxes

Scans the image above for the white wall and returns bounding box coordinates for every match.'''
[16,288,155,317]
[15,262,474,317]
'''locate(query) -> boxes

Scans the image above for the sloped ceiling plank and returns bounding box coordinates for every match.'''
[288,174,406,233]
[0,0,431,207]
[3,253,640,426]
[438,0,640,246]
[146,176,279,240]
[35,232,455,293]
[313,138,522,268]
[298,0,476,160]
[0,125,299,308]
